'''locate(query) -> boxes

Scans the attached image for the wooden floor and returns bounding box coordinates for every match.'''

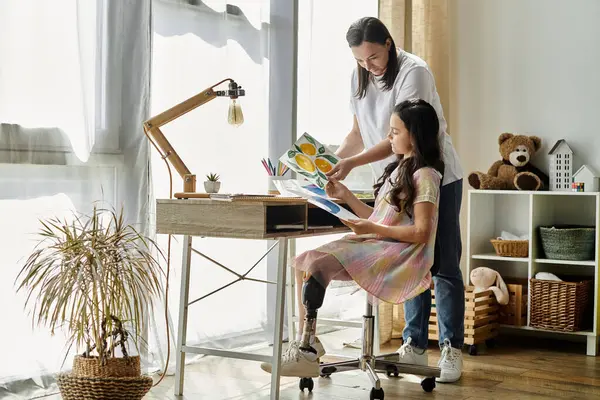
[140,328,600,400]
[44,328,600,399]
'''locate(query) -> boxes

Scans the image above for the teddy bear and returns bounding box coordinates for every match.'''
[468,133,550,191]
[470,267,509,305]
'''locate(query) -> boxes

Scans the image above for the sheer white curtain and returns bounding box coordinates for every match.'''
[0,0,104,162]
[0,1,152,398]
[147,0,271,374]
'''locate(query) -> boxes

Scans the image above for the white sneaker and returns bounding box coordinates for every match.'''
[395,337,428,366]
[260,338,325,377]
[437,338,463,383]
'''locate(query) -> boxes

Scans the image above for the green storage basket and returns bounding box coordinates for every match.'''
[538,225,596,261]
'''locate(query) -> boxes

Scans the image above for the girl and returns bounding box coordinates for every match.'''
[261,99,444,378]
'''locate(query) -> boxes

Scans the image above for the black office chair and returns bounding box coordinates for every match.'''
[297,295,440,399]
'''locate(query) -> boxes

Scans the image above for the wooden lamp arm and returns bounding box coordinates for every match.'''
[143,78,239,196]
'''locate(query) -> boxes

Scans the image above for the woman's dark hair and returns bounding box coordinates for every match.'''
[373,99,444,218]
[346,17,399,99]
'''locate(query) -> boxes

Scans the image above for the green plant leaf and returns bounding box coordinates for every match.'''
[287,150,298,158]
[294,144,303,153]
[206,173,220,182]
[318,146,325,154]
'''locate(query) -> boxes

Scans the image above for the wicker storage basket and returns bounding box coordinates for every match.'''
[57,374,153,400]
[72,355,141,378]
[529,278,592,332]
[539,225,595,261]
[490,239,529,257]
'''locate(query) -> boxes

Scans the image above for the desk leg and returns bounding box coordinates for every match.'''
[373,301,380,356]
[286,251,296,343]
[270,238,288,400]
[175,235,193,396]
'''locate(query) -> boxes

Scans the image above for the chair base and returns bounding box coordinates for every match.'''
[297,354,439,398]
[298,307,441,399]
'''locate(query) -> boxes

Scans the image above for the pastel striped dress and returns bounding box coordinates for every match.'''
[292,167,441,305]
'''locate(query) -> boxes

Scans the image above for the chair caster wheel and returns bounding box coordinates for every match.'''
[299,377,313,392]
[386,365,399,377]
[370,387,384,400]
[421,377,435,392]
[469,344,478,356]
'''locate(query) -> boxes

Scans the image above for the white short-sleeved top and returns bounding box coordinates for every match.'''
[349,49,463,186]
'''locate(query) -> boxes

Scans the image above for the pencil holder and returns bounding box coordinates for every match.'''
[268,176,289,195]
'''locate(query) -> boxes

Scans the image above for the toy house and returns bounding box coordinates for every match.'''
[573,164,599,192]
[548,139,573,191]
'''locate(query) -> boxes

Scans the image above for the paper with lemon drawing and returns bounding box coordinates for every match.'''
[279,133,339,189]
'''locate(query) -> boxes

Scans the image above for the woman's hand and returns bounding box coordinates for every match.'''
[326,158,356,180]
[325,178,350,200]
[341,218,377,235]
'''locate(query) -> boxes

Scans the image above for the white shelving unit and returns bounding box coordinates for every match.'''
[466,189,600,356]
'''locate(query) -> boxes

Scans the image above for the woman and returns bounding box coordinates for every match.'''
[293,16,465,383]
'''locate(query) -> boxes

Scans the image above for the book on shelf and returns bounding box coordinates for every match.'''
[272,224,336,230]
[209,193,301,202]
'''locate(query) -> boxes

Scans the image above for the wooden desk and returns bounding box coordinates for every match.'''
[156,197,373,399]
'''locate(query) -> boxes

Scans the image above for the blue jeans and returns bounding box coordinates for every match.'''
[403,179,464,349]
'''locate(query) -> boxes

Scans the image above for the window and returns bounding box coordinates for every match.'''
[296,0,378,191]
[149,0,272,354]
[295,0,379,319]
[0,0,121,156]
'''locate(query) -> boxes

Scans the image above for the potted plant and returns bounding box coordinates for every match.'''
[16,205,164,400]
[204,173,221,193]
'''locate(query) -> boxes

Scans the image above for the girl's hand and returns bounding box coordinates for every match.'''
[342,218,376,235]
[325,178,350,200]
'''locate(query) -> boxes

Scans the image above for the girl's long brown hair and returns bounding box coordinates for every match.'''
[373,99,444,218]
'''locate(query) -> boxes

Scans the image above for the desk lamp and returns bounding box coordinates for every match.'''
[143,79,245,198]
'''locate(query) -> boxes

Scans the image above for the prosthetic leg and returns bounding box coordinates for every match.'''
[298,276,325,354]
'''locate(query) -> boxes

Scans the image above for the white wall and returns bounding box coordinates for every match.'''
[450,0,600,272]
[452,0,600,179]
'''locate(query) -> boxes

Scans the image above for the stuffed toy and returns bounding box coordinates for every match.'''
[468,133,550,191]
[535,272,562,281]
[470,266,509,305]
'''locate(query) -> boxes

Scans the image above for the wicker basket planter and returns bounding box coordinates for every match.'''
[57,355,152,400]
[529,278,592,332]
[539,225,595,261]
[72,355,142,378]
[490,239,529,257]
[57,374,153,400]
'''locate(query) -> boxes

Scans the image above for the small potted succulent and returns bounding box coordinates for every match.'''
[204,173,221,193]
